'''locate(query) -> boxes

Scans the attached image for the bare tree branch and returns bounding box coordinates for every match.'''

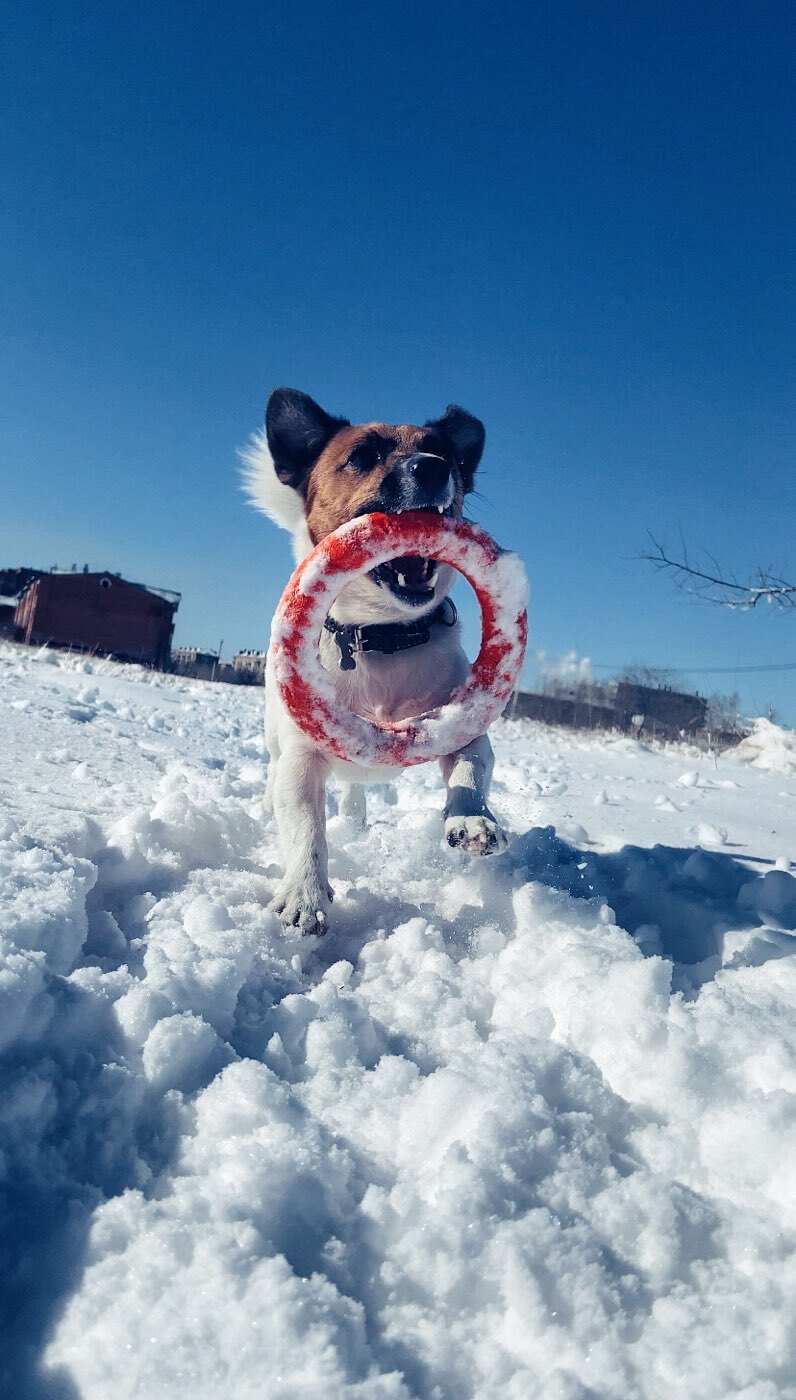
[641,536,796,610]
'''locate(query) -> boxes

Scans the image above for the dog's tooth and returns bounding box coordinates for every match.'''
[437,505,444,513]
[397,572,407,588]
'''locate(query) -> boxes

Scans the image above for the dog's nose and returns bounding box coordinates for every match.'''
[404,453,450,496]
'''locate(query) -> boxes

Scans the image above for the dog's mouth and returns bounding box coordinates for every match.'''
[355,503,455,606]
[370,555,439,605]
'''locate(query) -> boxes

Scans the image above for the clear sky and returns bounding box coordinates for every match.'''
[2,0,794,722]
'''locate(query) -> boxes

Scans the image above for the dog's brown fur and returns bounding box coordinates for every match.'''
[298,424,465,544]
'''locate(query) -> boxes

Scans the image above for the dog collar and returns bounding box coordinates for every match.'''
[324,598,457,671]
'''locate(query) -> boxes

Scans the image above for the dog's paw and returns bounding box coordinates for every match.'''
[269,879,334,936]
[445,813,508,857]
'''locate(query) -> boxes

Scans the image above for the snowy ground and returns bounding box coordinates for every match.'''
[2,640,795,1400]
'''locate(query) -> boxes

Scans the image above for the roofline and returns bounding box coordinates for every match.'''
[31,570,181,604]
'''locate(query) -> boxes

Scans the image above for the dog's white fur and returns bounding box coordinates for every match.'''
[241,429,313,561]
[243,431,505,935]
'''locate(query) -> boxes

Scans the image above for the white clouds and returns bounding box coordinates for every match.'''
[536,649,594,689]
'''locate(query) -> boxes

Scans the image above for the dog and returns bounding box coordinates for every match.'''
[242,387,506,934]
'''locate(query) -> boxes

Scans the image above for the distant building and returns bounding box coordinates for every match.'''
[612,681,707,736]
[0,567,40,638]
[508,691,618,731]
[13,571,180,667]
[171,646,220,681]
[233,650,267,683]
[509,679,708,740]
[0,597,17,638]
[170,648,266,685]
[0,566,41,599]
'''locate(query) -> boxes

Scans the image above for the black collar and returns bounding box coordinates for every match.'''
[324,598,457,671]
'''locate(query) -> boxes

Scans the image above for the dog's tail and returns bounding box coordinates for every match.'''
[239,429,305,533]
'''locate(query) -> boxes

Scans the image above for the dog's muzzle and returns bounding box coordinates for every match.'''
[364,454,455,606]
[399,452,451,500]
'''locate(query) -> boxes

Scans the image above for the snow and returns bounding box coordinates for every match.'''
[736,716,796,776]
[1,640,795,1399]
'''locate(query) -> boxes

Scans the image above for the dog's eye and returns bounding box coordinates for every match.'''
[348,444,382,472]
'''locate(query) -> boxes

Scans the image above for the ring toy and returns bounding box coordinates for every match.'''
[269,512,528,767]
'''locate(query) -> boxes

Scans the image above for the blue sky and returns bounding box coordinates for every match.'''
[2,0,794,722]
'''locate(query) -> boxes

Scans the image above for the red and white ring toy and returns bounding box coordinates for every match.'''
[269,512,528,767]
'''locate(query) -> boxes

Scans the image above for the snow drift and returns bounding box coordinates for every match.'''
[1,641,795,1399]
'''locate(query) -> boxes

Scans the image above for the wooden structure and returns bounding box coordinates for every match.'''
[14,571,180,667]
[509,681,708,740]
[613,682,707,736]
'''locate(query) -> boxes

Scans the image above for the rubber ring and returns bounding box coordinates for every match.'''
[269,512,528,767]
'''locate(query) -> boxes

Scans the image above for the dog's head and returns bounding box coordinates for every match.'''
[247,387,485,620]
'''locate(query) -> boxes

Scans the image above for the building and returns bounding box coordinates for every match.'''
[170,648,266,685]
[0,567,40,638]
[509,679,708,740]
[508,690,618,731]
[612,682,707,737]
[171,647,222,681]
[13,570,180,667]
[0,596,17,638]
[0,567,41,600]
[233,650,267,683]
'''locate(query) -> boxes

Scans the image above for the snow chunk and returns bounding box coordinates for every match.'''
[676,769,701,788]
[142,1012,234,1092]
[693,822,729,847]
[735,717,796,774]
[0,829,96,975]
[737,869,796,928]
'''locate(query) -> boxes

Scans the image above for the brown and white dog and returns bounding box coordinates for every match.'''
[242,387,506,934]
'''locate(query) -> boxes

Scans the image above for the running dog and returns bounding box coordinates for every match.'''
[242,387,506,933]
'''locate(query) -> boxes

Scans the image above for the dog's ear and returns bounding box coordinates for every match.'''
[266,388,350,492]
[425,405,485,492]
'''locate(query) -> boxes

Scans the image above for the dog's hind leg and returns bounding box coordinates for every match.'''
[440,735,507,857]
[339,782,367,828]
[269,742,334,934]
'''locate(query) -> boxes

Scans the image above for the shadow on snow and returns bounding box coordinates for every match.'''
[507,825,796,994]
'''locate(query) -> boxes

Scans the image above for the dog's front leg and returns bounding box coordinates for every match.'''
[441,734,507,857]
[339,782,367,828]
[269,743,333,934]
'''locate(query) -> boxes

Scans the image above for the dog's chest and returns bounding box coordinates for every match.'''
[319,630,467,723]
